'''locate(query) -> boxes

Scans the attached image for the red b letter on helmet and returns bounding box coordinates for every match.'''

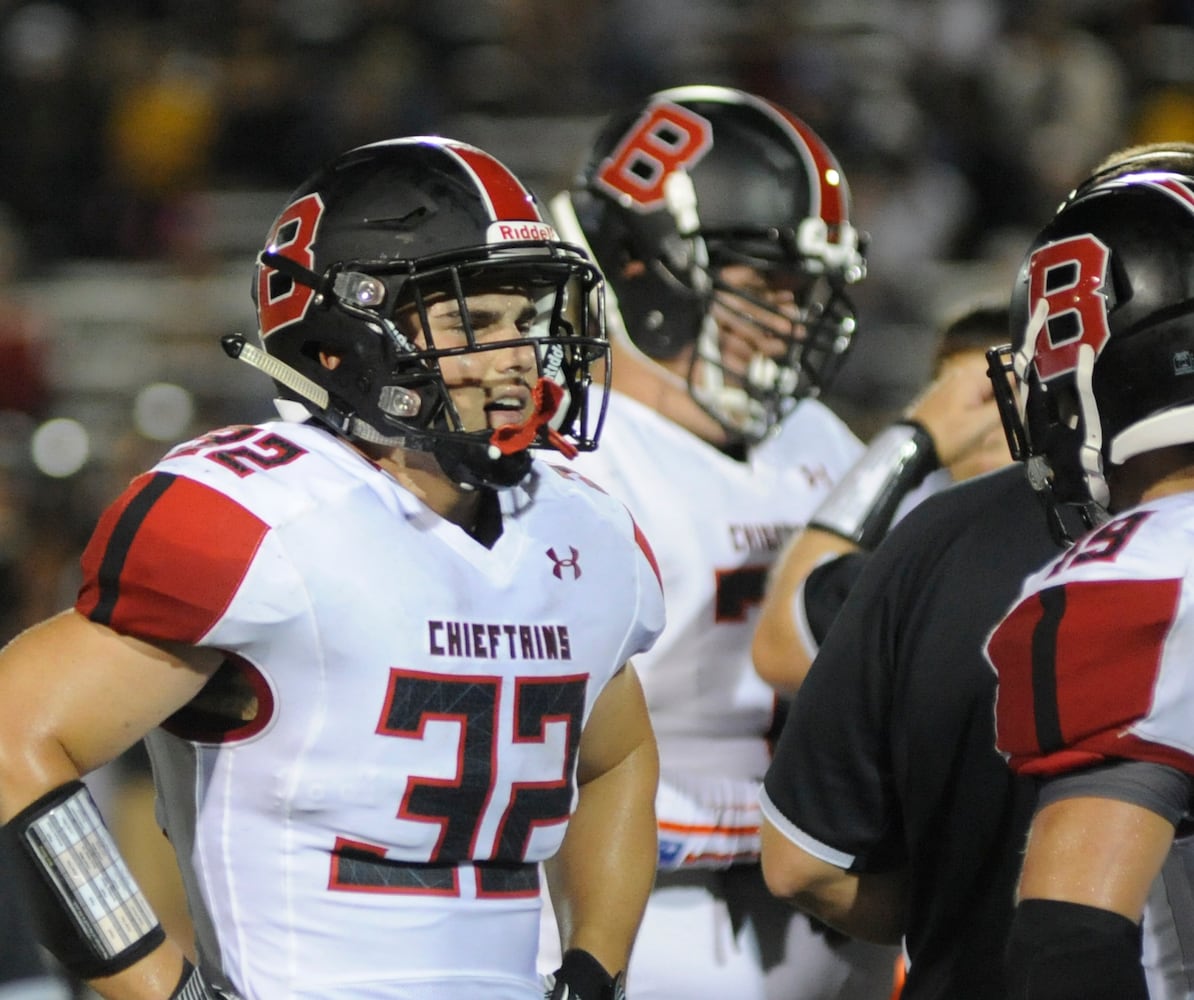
[1027,234,1112,380]
[257,193,325,338]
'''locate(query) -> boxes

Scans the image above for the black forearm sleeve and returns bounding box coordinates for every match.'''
[1005,898,1148,1000]
[0,828,57,986]
[6,781,165,980]
[801,552,870,647]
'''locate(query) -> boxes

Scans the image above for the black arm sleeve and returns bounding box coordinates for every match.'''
[1006,899,1148,1000]
[801,552,870,647]
[0,828,62,988]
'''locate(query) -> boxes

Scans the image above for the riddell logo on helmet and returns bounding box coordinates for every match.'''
[487,221,557,243]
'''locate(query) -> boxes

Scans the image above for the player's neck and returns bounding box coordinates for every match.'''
[361,443,484,530]
[1109,447,1194,511]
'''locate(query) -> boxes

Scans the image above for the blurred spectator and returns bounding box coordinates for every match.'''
[313,16,444,151]
[967,0,1130,248]
[0,2,104,264]
[1128,20,1194,147]
[0,211,50,418]
[210,16,333,188]
[94,45,221,258]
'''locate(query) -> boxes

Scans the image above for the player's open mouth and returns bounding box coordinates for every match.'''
[484,393,530,426]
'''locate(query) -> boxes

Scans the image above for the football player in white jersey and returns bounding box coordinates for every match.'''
[539,85,918,1000]
[0,138,665,1000]
[983,155,1194,998]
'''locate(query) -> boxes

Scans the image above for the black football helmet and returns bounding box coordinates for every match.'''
[549,85,865,444]
[989,158,1194,539]
[227,136,609,489]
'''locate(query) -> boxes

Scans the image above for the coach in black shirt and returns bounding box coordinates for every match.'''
[758,465,1062,998]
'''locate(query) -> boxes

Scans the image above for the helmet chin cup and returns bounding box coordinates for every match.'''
[431,432,532,490]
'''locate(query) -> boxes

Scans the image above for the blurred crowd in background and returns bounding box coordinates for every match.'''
[0,3,1192,986]
[0,0,1192,647]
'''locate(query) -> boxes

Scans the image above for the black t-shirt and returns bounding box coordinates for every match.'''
[763,465,1074,1000]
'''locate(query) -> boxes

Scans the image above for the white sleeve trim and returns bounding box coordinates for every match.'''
[789,549,841,662]
[791,576,820,661]
[0,980,72,1000]
[759,786,858,870]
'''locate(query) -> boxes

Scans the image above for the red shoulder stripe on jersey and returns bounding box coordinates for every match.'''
[988,592,1044,760]
[76,472,268,643]
[1009,729,1194,779]
[449,145,539,222]
[632,518,663,592]
[80,471,177,627]
[991,577,1180,774]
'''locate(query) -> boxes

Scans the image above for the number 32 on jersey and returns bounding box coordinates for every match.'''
[330,669,588,899]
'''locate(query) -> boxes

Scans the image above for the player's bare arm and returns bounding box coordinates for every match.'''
[1017,796,1174,921]
[545,661,659,981]
[0,609,222,1000]
[1004,796,1177,999]
[759,816,908,944]
[753,352,1001,694]
[753,527,857,693]
[0,611,219,793]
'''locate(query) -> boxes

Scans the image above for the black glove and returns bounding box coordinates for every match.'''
[545,949,627,1000]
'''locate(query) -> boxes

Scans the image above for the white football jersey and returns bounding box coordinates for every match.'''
[987,490,1194,778]
[567,390,862,865]
[74,420,665,1000]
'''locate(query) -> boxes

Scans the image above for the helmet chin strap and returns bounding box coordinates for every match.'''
[225,332,577,488]
[222,333,406,445]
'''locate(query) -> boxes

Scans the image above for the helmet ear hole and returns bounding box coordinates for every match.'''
[620,259,647,281]
[298,341,327,365]
[615,265,704,359]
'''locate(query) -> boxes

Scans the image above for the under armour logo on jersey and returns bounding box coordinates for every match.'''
[801,463,833,489]
[547,547,582,580]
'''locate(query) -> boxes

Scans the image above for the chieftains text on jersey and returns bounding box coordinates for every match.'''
[428,620,573,661]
